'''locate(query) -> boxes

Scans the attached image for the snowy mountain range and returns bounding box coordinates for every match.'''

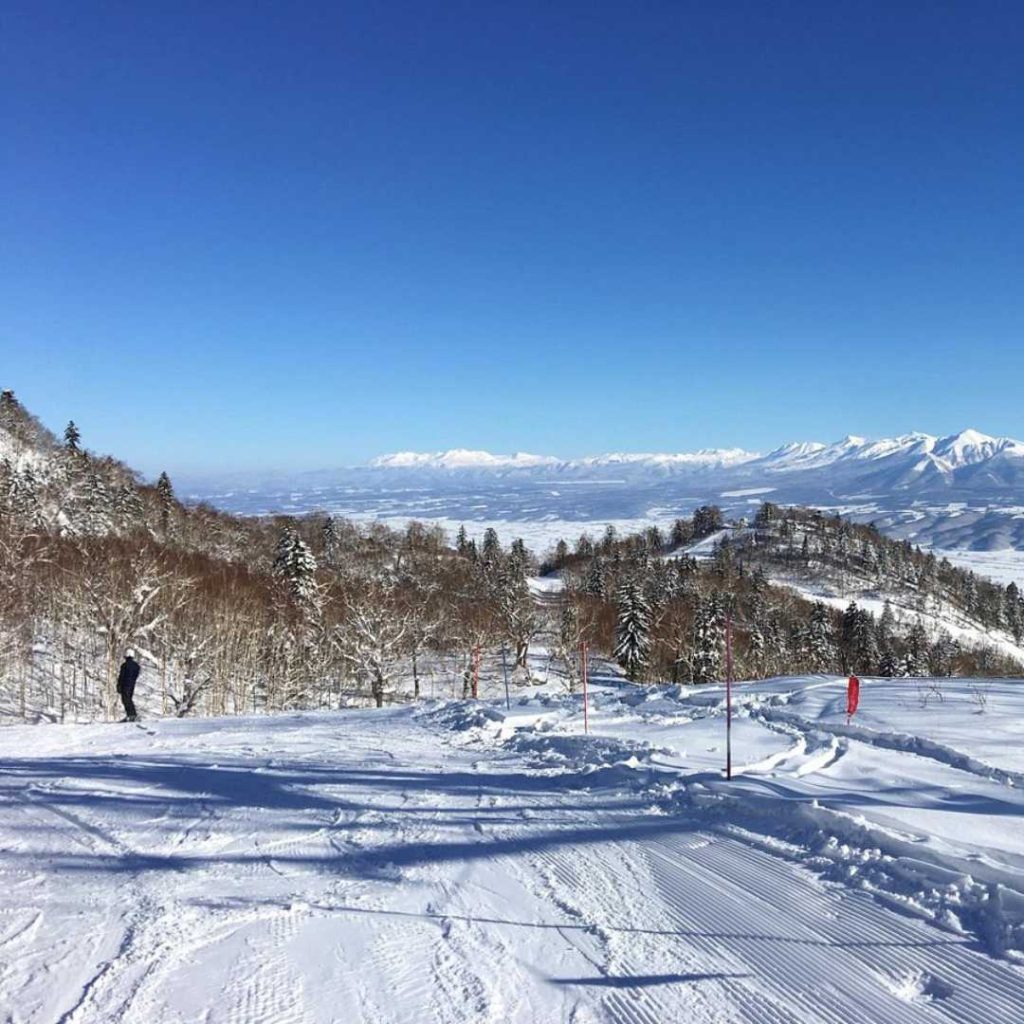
[365,429,1024,485]
[181,428,1024,551]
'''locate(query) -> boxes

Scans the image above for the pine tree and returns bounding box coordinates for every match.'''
[85,469,114,534]
[693,505,724,539]
[840,601,860,672]
[613,578,651,681]
[321,516,339,566]
[1004,583,1022,641]
[747,623,767,677]
[851,608,879,675]
[878,600,896,644]
[691,595,725,683]
[878,646,900,678]
[509,537,529,575]
[575,534,594,559]
[754,501,779,532]
[931,630,960,676]
[802,602,838,673]
[10,464,41,524]
[482,528,501,563]
[670,518,692,548]
[584,558,606,599]
[765,618,788,676]
[274,526,319,605]
[156,471,175,535]
[553,539,569,568]
[115,482,145,530]
[903,620,929,677]
[456,524,469,555]
[63,420,81,453]
[0,389,16,423]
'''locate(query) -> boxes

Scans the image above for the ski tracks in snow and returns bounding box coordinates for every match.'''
[5,701,1024,1022]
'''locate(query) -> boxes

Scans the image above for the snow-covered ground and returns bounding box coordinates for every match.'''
[935,549,1024,590]
[4,675,1024,1022]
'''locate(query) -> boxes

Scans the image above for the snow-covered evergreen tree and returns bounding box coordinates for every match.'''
[931,630,960,676]
[851,608,879,675]
[902,620,929,677]
[115,482,145,529]
[321,516,339,567]
[575,534,594,559]
[9,464,40,522]
[802,602,838,673]
[482,528,501,563]
[274,526,319,605]
[507,537,531,580]
[63,420,81,453]
[84,469,114,535]
[691,595,725,683]
[584,558,606,599]
[693,505,724,539]
[747,622,766,677]
[613,577,651,681]
[670,518,692,548]
[156,472,175,535]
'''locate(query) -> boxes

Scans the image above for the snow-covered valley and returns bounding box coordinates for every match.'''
[4,674,1024,1023]
[180,428,1024,553]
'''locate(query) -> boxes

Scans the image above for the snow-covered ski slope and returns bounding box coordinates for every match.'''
[3,675,1024,1022]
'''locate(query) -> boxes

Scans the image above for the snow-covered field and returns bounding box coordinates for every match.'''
[936,549,1024,590]
[3,675,1024,1023]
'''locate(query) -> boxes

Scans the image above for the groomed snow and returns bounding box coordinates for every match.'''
[3,675,1024,1022]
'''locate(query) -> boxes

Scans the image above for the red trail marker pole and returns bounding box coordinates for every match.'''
[581,641,589,734]
[725,614,734,780]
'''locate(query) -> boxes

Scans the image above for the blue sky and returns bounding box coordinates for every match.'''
[2,1,1022,476]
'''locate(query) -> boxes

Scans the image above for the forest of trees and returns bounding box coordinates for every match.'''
[2,390,1021,723]
[548,502,1024,685]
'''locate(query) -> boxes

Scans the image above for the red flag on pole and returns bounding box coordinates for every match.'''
[846,675,860,718]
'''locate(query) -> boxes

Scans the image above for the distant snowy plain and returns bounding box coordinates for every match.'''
[4,674,1024,1022]
[182,429,1024,562]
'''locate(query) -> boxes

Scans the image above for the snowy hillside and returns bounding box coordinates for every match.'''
[181,428,1024,552]
[4,675,1024,1022]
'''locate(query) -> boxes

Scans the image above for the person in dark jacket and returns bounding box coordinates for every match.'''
[117,649,141,722]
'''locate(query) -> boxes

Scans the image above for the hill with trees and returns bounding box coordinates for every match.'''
[2,391,1020,723]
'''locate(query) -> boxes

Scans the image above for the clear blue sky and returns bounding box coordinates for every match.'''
[2,1,1022,476]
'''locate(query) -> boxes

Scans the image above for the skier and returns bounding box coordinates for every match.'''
[117,649,141,722]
